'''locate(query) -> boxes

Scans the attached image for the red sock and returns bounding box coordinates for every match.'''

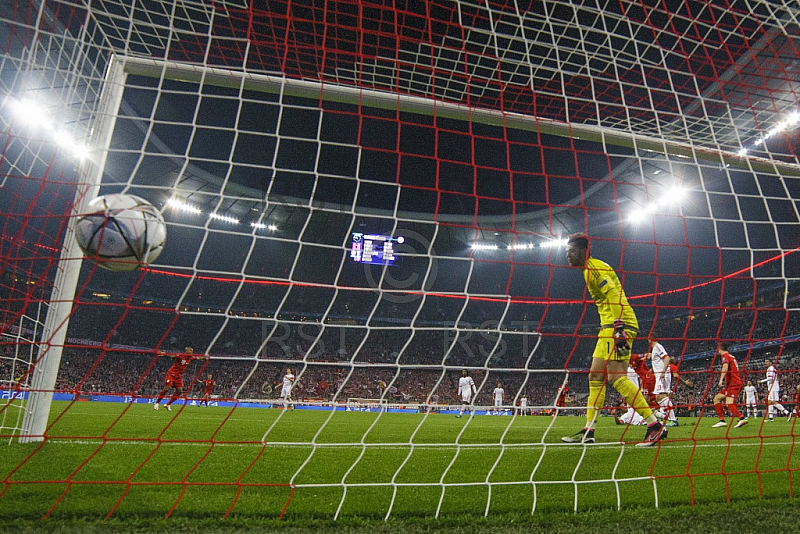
[728,403,743,419]
[714,403,726,420]
[166,393,180,405]
[156,391,166,403]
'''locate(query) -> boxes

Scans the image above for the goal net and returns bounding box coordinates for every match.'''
[1,0,800,522]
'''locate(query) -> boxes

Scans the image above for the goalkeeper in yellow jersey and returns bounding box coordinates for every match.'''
[561,234,666,447]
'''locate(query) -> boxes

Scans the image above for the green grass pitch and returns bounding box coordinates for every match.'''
[1,401,799,531]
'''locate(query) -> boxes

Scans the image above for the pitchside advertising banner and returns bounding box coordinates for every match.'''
[0,389,515,415]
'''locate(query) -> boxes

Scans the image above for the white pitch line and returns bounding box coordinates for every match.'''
[20,438,799,451]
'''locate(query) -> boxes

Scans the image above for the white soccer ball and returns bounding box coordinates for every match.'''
[74,193,167,271]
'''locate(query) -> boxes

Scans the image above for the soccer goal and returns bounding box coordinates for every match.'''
[1,0,800,523]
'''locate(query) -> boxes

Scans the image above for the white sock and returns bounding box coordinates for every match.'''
[658,397,672,420]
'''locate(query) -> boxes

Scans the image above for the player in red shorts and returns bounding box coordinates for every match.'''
[154,347,206,411]
[629,353,649,386]
[199,374,215,406]
[629,353,655,404]
[642,368,657,406]
[711,342,747,428]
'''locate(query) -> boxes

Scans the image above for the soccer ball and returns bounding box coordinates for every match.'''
[74,193,167,271]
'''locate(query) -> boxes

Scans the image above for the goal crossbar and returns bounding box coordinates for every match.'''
[118,55,792,176]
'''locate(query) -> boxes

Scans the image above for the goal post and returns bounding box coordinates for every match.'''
[19,57,127,442]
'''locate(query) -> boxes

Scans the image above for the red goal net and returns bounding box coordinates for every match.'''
[1,0,800,521]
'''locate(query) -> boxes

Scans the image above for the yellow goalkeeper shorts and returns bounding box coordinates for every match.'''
[592,326,638,361]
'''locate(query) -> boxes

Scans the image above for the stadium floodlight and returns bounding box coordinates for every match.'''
[628,210,646,224]
[251,222,267,229]
[628,183,686,223]
[8,98,53,130]
[7,97,89,159]
[628,204,656,224]
[540,237,569,248]
[166,198,202,214]
[268,224,278,231]
[664,185,687,204]
[208,212,240,224]
[53,130,90,159]
[471,243,499,250]
[739,109,800,155]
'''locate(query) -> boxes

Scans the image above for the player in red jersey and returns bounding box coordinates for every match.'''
[555,385,571,408]
[788,386,800,423]
[711,342,747,428]
[628,352,654,402]
[154,347,206,411]
[642,368,657,406]
[199,374,215,406]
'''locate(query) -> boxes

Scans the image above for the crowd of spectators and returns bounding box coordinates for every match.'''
[2,283,799,415]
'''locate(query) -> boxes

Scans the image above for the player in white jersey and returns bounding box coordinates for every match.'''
[427,393,440,414]
[612,400,646,426]
[626,364,640,389]
[760,359,789,421]
[647,335,672,421]
[281,368,295,410]
[492,382,504,414]
[743,380,759,419]
[617,407,646,425]
[519,395,528,416]
[456,369,477,418]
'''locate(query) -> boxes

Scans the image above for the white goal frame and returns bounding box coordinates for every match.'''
[19,57,127,442]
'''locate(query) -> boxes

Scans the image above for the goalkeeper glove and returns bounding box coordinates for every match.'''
[613,320,630,357]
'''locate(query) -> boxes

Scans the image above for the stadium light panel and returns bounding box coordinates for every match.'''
[8,98,89,159]
[53,130,90,159]
[739,109,800,156]
[208,212,240,224]
[9,98,53,130]
[664,185,686,204]
[628,209,649,224]
[167,198,202,214]
[540,238,568,248]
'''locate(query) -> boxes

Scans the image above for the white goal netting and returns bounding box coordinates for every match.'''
[1,0,800,521]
